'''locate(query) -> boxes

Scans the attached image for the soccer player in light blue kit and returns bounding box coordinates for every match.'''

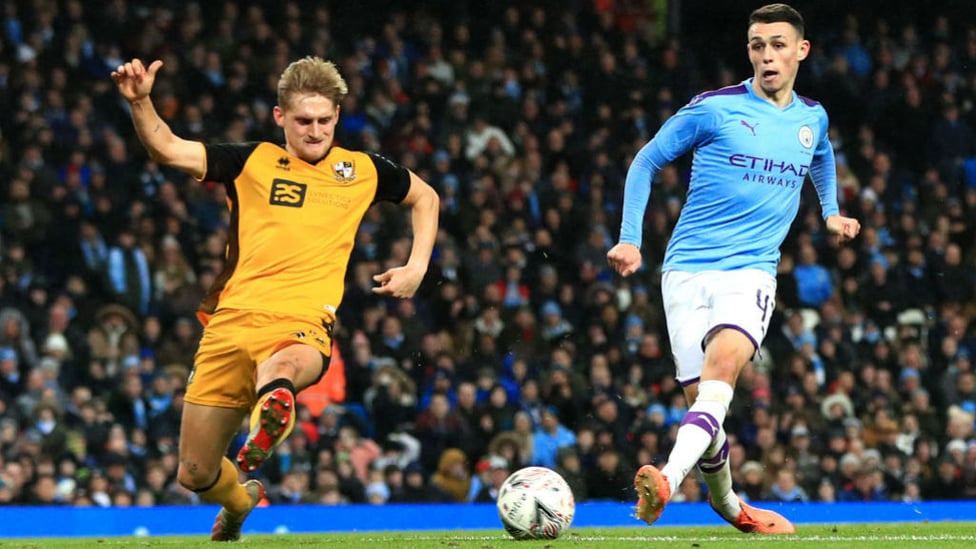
[607,4,860,533]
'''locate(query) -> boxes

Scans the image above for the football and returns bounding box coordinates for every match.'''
[496,466,575,540]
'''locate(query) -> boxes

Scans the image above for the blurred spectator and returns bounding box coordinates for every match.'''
[107,374,149,434]
[472,455,510,503]
[767,468,809,503]
[400,461,451,503]
[104,228,152,316]
[555,446,587,501]
[793,244,833,309]
[336,425,381,484]
[584,446,632,502]
[839,465,888,502]
[531,407,576,469]
[86,304,140,376]
[414,393,464,471]
[430,448,471,503]
[0,307,39,371]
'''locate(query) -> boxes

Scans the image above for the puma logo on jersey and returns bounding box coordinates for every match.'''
[740,120,758,136]
[269,179,307,207]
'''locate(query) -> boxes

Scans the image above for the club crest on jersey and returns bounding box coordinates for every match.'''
[333,160,356,182]
[798,126,814,149]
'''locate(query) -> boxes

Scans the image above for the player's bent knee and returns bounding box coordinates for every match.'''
[177,463,220,493]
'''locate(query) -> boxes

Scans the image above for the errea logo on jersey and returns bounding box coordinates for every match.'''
[269,179,307,207]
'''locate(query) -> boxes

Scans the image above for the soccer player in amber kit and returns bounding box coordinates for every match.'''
[112,57,438,540]
[607,4,859,533]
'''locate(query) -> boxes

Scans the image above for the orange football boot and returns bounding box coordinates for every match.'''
[713,495,795,534]
[634,464,671,525]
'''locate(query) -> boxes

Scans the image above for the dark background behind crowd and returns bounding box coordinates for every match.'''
[1,0,976,508]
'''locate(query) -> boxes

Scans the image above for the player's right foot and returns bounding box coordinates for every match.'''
[236,388,296,473]
[211,479,265,541]
[714,495,795,534]
[634,464,671,525]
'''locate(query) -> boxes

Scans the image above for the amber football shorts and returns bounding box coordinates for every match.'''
[185,309,333,409]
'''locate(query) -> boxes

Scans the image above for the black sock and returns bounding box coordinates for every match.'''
[256,378,297,399]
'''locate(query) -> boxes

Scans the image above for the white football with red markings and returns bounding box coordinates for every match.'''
[496,466,575,540]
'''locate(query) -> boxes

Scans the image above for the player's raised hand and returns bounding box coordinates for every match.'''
[607,242,643,277]
[826,215,861,243]
[111,59,163,103]
[372,265,425,298]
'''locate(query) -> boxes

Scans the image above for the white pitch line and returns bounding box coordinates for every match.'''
[356,534,976,543]
[570,535,976,542]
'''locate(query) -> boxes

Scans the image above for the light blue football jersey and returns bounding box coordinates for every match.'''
[619,79,839,276]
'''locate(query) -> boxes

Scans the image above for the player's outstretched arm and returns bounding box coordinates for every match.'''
[372,171,440,298]
[111,59,206,178]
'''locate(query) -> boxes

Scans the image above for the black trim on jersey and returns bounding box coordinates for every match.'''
[367,152,411,204]
[204,142,262,183]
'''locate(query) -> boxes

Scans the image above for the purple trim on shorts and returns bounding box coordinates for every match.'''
[680,376,701,387]
[681,411,720,438]
[701,323,759,352]
[698,439,730,474]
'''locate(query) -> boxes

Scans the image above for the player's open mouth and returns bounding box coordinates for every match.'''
[762,70,778,80]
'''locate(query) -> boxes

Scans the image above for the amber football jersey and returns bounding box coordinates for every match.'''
[196,142,410,325]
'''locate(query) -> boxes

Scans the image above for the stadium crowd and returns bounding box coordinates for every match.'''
[1,0,976,509]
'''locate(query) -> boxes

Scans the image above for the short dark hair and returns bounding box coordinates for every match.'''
[749,3,805,38]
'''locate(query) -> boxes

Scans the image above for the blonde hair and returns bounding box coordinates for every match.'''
[277,56,349,110]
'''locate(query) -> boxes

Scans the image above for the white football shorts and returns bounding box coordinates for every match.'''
[662,269,776,386]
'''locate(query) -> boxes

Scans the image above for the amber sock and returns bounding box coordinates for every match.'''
[196,457,252,515]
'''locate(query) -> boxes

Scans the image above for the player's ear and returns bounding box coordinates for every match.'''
[272,105,285,128]
[797,39,810,62]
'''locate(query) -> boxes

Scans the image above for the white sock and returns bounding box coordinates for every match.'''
[698,428,742,521]
[661,380,734,497]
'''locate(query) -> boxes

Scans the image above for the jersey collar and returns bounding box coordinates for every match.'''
[743,78,798,110]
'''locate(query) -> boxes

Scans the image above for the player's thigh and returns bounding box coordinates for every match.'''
[178,401,247,484]
[258,343,327,390]
[706,269,777,354]
[662,271,711,386]
[186,309,256,409]
[248,313,332,391]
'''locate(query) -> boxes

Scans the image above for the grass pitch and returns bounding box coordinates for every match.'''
[1,522,974,548]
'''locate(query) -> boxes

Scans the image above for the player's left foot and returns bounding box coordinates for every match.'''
[236,388,296,473]
[210,479,265,541]
[634,464,671,525]
[713,495,795,534]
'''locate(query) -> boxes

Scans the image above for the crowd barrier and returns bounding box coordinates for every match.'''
[1,501,974,538]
